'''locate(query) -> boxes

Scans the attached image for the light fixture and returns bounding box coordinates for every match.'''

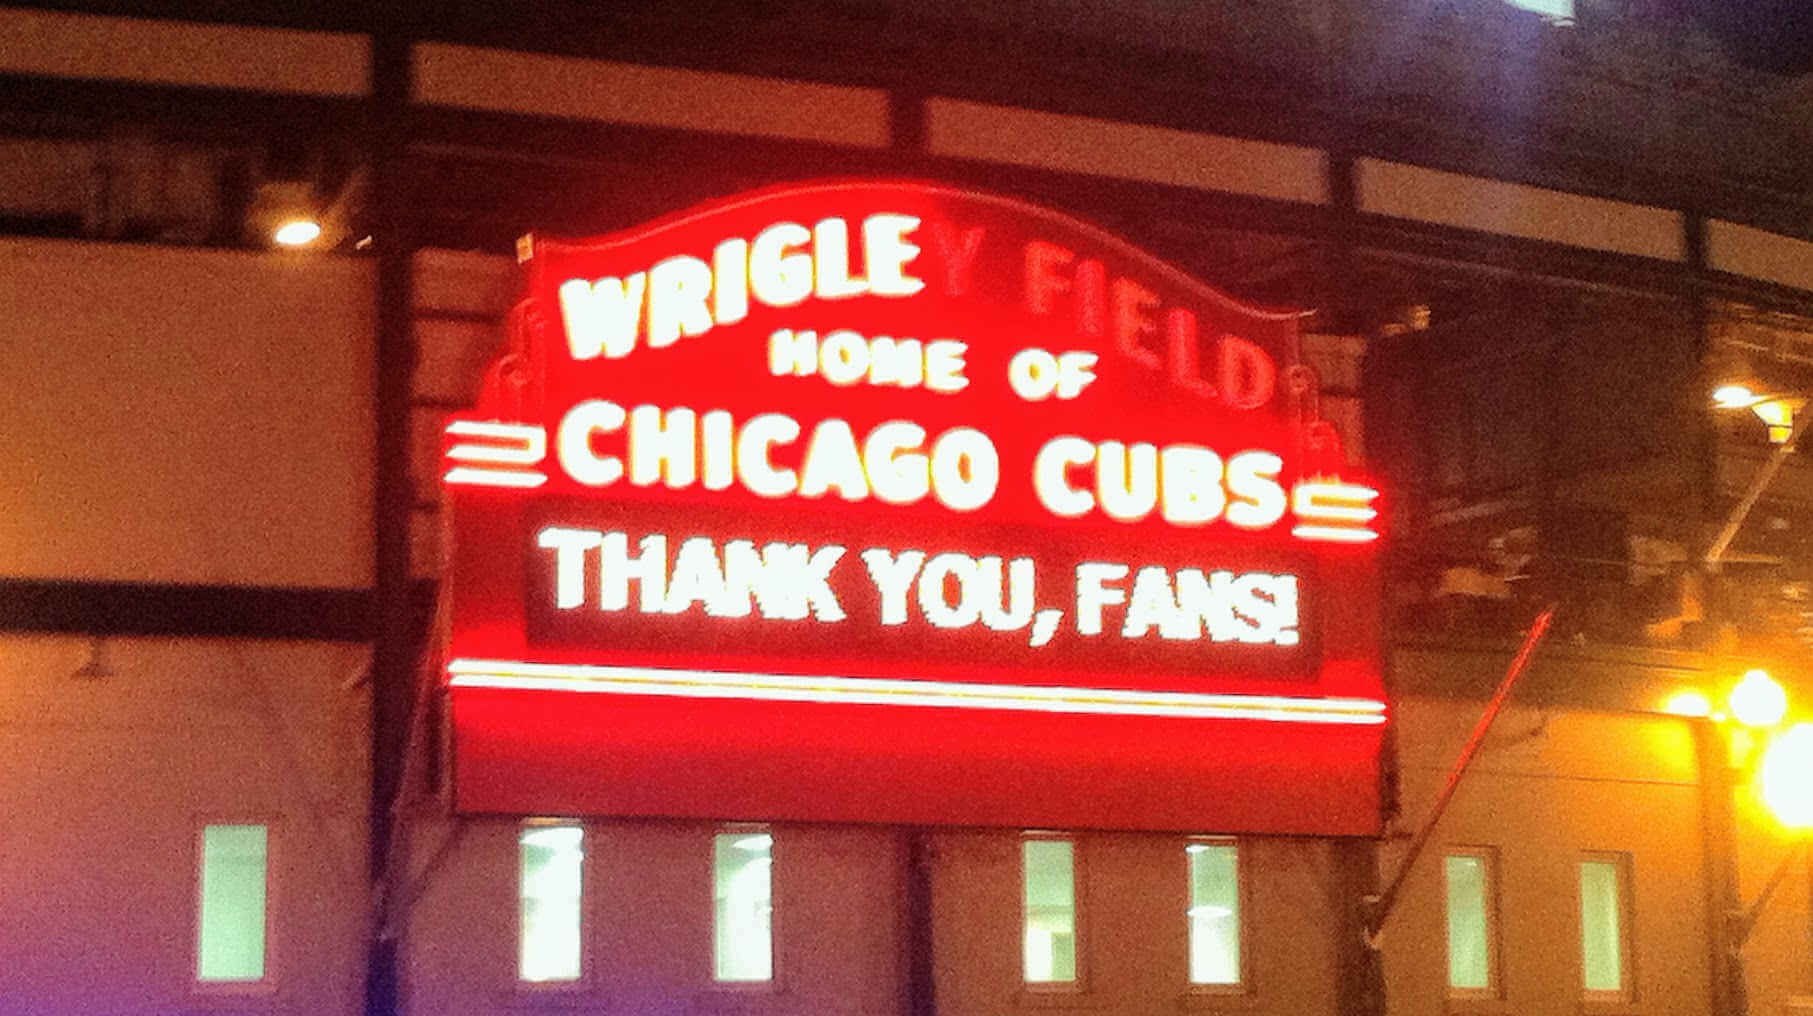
[1731,669,1789,729]
[70,635,113,680]
[1712,382,1806,444]
[732,833,773,852]
[1662,689,1714,719]
[1759,724,1813,830]
[272,218,323,247]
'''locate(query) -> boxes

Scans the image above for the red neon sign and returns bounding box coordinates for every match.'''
[443,181,1387,835]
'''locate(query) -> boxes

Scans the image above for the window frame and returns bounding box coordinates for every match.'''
[1578,851,1636,1004]
[1020,831,1086,993]
[711,823,778,989]
[515,818,589,991]
[1441,845,1502,1001]
[191,819,277,995]
[1183,835,1246,995]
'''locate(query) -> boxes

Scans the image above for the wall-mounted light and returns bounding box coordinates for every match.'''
[1713,382,1806,445]
[272,218,323,247]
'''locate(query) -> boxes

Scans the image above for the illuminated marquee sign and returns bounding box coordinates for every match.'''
[443,181,1387,835]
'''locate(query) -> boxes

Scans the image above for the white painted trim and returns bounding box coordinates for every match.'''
[412,42,890,149]
[1707,219,1813,292]
[0,8,368,96]
[1355,157,1685,262]
[925,98,1328,206]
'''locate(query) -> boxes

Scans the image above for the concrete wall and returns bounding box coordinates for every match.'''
[1381,687,1717,1013]
[0,237,374,1014]
[0,237,374,588]
[0,634,371,1015]
[401,817,909,1015]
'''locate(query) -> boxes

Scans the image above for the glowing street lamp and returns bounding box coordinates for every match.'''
[1730,670,1789,729]
[1712,383,1806,445]
[1759,724,1813,830]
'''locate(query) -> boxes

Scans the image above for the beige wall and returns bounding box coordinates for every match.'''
[931,830,1344,1016]
[0,634,370,1015]
[1382,694,1714,1014]
[401,817,909,1014]
[0,237,373,588]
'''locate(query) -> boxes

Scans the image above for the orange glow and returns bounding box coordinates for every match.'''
[447,658,1388,726]
[1731,669,1789,728]
[1760,724,1813,829]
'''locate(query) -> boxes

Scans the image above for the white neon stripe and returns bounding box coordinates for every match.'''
[447,658,1388,725]
[444,467,548,488]
[446,421,548,466]
[1292,481,1379,523]
[1291,525,1380,543]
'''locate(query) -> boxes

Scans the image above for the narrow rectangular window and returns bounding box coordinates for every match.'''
[1186,839,1241,987]
[518,823,583,983]
[1580,854,1632,999]
[1023,837,1077,985]
[196,824,268,983]
[714,829,773,982]
[1444,849,1499,996]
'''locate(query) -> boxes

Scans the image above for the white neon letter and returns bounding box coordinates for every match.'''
[712,237,749,326]
[749,221,813,307]
[1075,562,1129,637]
[1095,442,1158,522]
[861,548,926,625]
[627,405,698,489]
[1159,445,1225,526]
[813,218,868,300]
[1033,436,1095,518]
[598,532,668,613]
[929,428,998,512]
[537,526,602,609]
[645,255,714,348]
[918,553,982,630]
[863,421,931,505]
[863,214,924,297]
[736,414,802,497]
[798,418,870,501]
[555,400,626,487]
[1226,451,1287,529]
[923,340,968,392]
[557,274,644,360]
[818,330,869,386]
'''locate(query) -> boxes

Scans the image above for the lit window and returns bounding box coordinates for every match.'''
[1506,0,1573,22]
[196,824,268,983]
[1444,850,1499,996]
[714,829,773,982]
[1579,854,1632,999]
[1023,836,1078,985]
[518,823,583,982]
[1186,839,1241,987]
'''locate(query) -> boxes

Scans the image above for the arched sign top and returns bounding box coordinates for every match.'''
[441,179,1387,836]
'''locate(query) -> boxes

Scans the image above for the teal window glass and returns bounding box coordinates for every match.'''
[197,824,268,982]
[518,824,584,982]
[1023,838,1077,984]
[1187,841,1240,985]
[1444,852,1495,993]
[1580,857,1628,995]
[714,830,773,982]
